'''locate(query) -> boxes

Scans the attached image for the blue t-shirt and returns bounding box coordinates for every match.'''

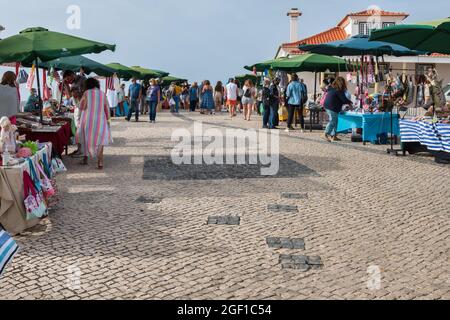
[148,85,160,102]
[129,83,141,100]
[189,87,198,101]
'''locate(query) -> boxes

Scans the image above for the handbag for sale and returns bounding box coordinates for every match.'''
[0,229,19,278]
[27,159,42,193]
[36,162,55,199]
[52,158,67,173]
[17,69,29,84]
[41,154,53,179]
[23,171,48,220]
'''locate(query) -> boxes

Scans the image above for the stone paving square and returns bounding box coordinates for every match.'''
[266,237,306,250]
[207,216,241,226]
[267,204,300,213]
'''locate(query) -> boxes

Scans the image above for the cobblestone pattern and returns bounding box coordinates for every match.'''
[0,112,449,300]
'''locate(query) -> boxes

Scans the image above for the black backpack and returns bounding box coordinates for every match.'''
[244,88,252,98]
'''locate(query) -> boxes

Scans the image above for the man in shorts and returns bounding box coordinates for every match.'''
[226,78,238,118]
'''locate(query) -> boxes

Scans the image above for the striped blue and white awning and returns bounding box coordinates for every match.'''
[400,120,450,153]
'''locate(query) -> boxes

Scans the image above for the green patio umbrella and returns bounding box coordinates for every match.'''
[160,76,187,87]
[0,27,116,65]
[269,53,349,73]
[130,66,169,80]
[244,57,288,72]
[298,35,423,57]
[27,55,116,77]
[105,63,141,80]
[0,27,116,122]
[370,17,450,54]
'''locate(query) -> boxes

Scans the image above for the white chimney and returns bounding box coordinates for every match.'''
[287,8,302,43]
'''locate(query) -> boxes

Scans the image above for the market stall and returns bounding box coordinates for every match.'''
[0,27,116,123]
[400,118,450,163]
[337,112,400,144]
[0,142,58,235]
[299,35,423,148]
[15,114,72,156]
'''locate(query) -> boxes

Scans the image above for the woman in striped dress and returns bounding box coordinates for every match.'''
[201,80,215,115]
[76,78,113,169]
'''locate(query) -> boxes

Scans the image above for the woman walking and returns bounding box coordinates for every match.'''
[214,81,224,113]
[189,82,199,112]
[201,80,215,115]
[323,77,353,142]
[76,78,113,169]
[147,79,161,123]
[242,79,256,121]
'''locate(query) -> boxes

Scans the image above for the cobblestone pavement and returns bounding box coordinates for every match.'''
[1,112,449,300]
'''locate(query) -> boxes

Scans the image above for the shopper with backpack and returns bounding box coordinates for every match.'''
[268,78,281,129]
[262,79,272,129]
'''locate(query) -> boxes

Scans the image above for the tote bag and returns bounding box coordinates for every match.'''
[0,229,19,278]
[23,171,47,220]
[52,158,67,173]
[36,162,55,199]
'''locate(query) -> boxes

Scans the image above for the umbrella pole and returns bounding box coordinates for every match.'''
[360,55,364,110]
[35,58,43,124]
[314,72,317,101]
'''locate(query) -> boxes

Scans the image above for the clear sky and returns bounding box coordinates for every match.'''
[1,0,449,85]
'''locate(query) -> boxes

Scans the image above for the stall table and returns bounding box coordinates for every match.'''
[337,112,400,144]
[19,122,71,156]
[0,144,52,235]
[400,119,450,163]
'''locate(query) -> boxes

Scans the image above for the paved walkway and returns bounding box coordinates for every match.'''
[1,112,449,300]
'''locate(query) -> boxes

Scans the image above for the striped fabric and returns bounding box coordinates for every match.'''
[76,89,113,158]
[400,120,450,153]
[105,77,115,91]
[0,229,19,277]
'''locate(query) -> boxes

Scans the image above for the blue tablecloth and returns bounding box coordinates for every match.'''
[400,120,450,153]
[337,112,400,143]
[114,101,129,117]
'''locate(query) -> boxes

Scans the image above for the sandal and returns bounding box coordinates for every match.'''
[79,157,88,165]
[97,162,104,170]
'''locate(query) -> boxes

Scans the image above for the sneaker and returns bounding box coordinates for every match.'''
[332,136,342,142]
[323,134,331,142]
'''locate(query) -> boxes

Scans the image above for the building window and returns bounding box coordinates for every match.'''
[359,22,370,36]
[382,22,395,28]
[416,63,436,76]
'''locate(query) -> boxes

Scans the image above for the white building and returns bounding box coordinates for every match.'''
[276,8,450,99]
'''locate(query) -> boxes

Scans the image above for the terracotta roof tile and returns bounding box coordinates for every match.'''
[281,27,348,48]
